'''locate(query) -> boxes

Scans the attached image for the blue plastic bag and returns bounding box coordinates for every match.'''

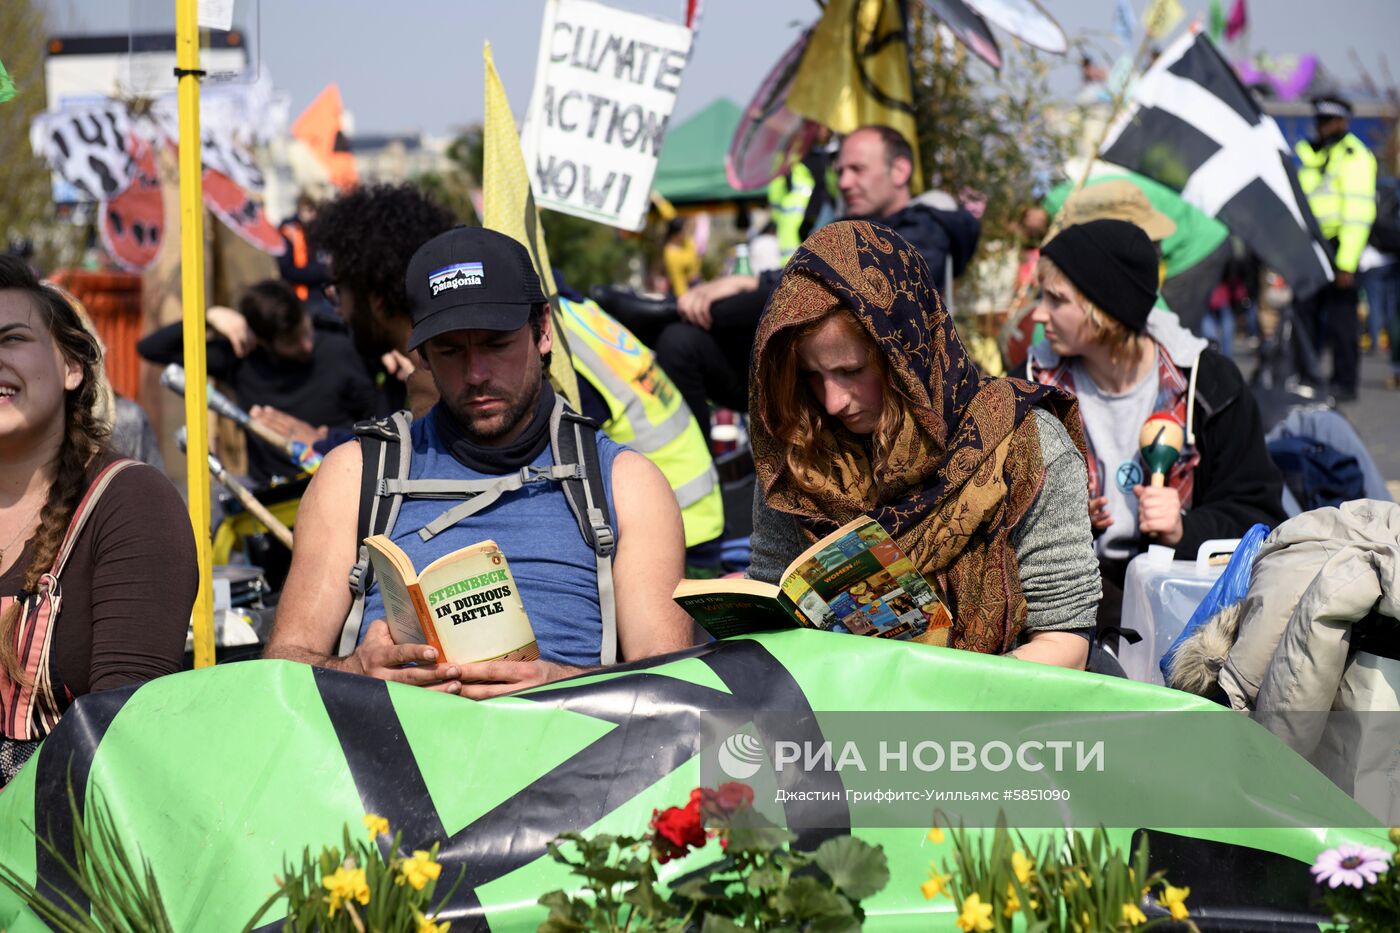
[1158,523,1271,682]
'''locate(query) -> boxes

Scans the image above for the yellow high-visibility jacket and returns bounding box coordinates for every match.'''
[767,162,816,260]
[559,296,724,549]
[1297,132,1377,274]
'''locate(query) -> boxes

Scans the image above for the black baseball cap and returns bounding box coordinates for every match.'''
[405,226,546,350]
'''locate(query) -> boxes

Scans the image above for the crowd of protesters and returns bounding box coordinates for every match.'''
[1,101,1393,786]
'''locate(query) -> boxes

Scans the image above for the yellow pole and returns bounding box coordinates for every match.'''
[176,0,216,668]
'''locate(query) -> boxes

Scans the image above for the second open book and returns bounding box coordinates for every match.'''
[673,516,953,643]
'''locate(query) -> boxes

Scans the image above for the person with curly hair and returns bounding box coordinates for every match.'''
[308,183,459,417]
[0,256,196,786]
[748,221,1098,669]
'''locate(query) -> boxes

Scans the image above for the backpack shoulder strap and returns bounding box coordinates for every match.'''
[47,459,142,583]
[550,397,619,665]
[339,411,413,655]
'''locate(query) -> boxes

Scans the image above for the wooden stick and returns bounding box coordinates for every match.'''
[209,459,295,550]
[242,417,299,457]
[176,425,296,549]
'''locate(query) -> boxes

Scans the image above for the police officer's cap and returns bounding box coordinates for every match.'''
[1311,95,1354,120]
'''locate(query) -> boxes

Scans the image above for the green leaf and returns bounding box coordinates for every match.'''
[536,890,591,933]
[722,806,796,853]
[674,877,728,902]
[744,863,784,892]
[770,875,852,920]
[584,865,647,887]
[622,877,680,919]
[807,916,862,933]
[699,914,747,933]
[812,836,890,901]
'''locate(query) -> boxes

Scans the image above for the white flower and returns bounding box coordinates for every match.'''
[1311,844,1391,889]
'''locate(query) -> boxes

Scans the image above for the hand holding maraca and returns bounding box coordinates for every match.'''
[1134,415,1186,545]
[1138,416,1184,486]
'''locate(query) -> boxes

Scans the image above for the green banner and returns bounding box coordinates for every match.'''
[0,633,1383,929]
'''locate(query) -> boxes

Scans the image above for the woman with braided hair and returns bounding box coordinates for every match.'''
[748,221,1099,668]
[0,255,196,787]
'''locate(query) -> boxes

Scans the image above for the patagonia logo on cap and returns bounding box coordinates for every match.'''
[428,261,484,296]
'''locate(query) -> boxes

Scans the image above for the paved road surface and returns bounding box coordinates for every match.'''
[1236,338,1398,495]
[1337,350,1400,496]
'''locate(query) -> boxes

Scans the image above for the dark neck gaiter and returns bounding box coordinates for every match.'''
[434,380,555,473]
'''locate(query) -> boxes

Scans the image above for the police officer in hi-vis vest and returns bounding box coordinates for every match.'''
[1296,95,1378,401]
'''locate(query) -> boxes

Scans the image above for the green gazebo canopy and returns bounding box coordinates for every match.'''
[654,98,766,204]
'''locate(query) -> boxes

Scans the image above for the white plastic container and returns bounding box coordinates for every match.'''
[1113,539,1240,685]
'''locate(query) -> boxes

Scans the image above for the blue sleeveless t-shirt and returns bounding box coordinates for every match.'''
[361,407,626,667]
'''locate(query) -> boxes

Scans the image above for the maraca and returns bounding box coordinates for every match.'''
[1138,414,1185,486]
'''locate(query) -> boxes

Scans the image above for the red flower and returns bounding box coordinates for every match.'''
[650,789,705,863]
[699,782,755,821]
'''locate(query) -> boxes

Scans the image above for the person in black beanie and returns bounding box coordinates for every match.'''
[1027,219,1285,637]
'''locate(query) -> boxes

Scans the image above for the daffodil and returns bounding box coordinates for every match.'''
[920,867,952,900]
[1077,869,1093,889]
[1002,882,1020,917]
[1122,901,1147,927]
[955,892,994,932]
[322,865,369,917]
[400,850,443,891]
[927,826,945,844]
[363,813,389,840]
[1159,883,1190,921]
[1011,850,1035,885]
[414,909,450,933]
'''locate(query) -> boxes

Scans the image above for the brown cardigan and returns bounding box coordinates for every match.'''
[0,451,197,702]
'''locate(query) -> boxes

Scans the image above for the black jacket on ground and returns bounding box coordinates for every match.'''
[1173,349,1288,559]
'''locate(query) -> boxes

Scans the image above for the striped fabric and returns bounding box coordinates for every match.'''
[1100,30,1334,301]
[0,459,138,742]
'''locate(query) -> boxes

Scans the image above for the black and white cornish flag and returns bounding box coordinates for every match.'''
[1101,30,1333,300]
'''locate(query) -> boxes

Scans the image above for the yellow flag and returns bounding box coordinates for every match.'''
[482,41,580,407]
[1144,0,1186,38]
[786,0,922,191]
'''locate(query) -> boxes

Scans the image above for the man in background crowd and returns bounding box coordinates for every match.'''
[278,192,336,324]
[136,280,376,483]
[652,125,980,442]
[308,183,460,417]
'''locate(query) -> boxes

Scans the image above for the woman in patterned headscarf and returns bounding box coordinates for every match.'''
[747,221,1099,668]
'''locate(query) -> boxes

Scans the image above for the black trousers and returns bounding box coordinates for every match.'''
[653,288,768,440]
[1296,278,1361,394]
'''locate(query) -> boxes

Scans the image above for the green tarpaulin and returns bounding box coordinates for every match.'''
[0,632,1382,929]
[654,98,766,204]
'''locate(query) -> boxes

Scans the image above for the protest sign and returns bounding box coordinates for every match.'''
[523,0,692,231]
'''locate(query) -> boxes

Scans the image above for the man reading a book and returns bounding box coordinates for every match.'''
[266,227,694,697]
